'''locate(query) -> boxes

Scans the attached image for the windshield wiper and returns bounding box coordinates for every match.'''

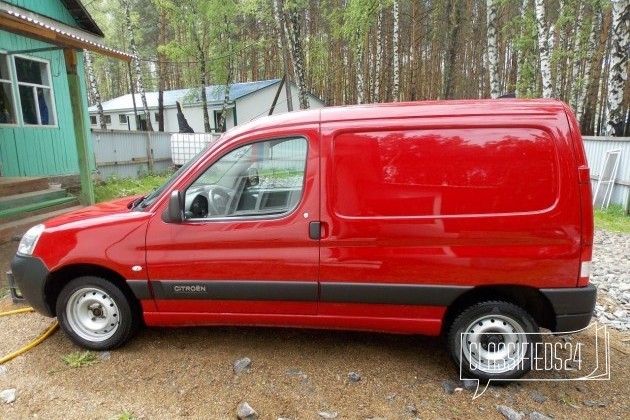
[131,195,146,210]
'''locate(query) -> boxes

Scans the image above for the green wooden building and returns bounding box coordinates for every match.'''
[0,0,131,204]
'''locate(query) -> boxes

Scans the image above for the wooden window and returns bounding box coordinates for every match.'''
[90,115,97,125]
[0,52,17,125]
[119,114,127,124]
[14,55,57,126]
[104,115,112,124]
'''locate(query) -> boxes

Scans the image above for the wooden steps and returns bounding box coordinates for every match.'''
[0,177,82,243]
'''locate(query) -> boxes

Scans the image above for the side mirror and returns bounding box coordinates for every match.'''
[162,190,183,223]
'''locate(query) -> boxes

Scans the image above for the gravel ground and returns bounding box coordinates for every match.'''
[0,232,628,419]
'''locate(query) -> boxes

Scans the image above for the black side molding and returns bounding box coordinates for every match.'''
[320,283,472,306]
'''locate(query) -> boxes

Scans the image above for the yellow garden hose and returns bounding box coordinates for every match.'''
[0,307,59,364]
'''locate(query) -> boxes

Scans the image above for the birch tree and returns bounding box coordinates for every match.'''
[392,0,400,101]
[534,0,553,97]
[123,0,153,131]
[605,0,630,136]
[282,0,310,109]
[84,50,107,129]
[373,7,383,103]
[486,0,500,98]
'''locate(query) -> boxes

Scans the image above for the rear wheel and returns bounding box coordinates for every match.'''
[447,301,540,381]
[56,276,139,350]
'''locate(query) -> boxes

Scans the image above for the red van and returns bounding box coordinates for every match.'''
[11,99,595,380]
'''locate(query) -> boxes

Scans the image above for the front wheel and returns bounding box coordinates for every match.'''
[447,301,540,381]
[56,276,139,350]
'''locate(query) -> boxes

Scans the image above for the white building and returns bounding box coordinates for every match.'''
[88,79,326,133]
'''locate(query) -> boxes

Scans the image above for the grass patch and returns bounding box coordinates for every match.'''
[594,205,630,233]
[110,411,137,420]
[0,287,8,299]
[61,350,98,368]
[94,172,171,203]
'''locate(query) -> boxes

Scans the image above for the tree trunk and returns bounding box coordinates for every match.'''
[284,2,310,109]
[605,0,630,136]
[274,0,293,111]
[392,0,400,101]
[84,50,107,129]
[157,6,166,132]
[123,0,153,131]
[443,0,462,99]
[198,46,211,133]
[373,7,383,103]
[355,29,365,104]
[534,0,553,97]
[486,0,500,98]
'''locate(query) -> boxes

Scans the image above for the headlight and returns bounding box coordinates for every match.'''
[18,224,45,256]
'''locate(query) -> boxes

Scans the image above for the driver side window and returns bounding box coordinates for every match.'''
[184,137,307,219]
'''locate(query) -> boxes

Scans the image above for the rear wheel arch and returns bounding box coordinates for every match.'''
[442,285,556,335]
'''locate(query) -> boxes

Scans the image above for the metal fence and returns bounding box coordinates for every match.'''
[583,136,630,212]
[91,129,174,180]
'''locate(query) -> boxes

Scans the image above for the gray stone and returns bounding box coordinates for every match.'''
[318,412,338,419]
[576,385,588,393]
[100,351,111,361]
[442,380,456,394]
[613,309,627,318]
[233,357,252,373]
[529,412,552,420]
[529,390,548,404]
[405,404,417,415]
[583,400,596,407]
[348,372,361,382]
[0,366,7,375]
[496,405,523,420]
[237,401,258,420]
[1,389,16,404]
[285,368,303,375]
[461,379,477,391]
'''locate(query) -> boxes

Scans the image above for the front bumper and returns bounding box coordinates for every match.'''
[541,284,597,332]
[10,254,54,317]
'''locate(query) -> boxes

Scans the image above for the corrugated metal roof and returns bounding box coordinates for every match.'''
[90,79,281,112]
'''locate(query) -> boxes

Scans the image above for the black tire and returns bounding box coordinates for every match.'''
[56,276,139,350]
[447,301,540,381]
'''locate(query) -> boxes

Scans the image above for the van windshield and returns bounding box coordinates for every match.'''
[134,144,211,210]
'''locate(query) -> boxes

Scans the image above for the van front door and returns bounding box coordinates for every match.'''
[145,132,320,315]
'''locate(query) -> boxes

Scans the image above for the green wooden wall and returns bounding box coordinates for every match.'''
[4,0,80,28]
[0,30,94,177]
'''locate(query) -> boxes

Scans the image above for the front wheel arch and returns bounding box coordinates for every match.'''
[45,264,142,321]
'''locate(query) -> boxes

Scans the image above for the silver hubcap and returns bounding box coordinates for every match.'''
[66,287,120,342]
[462,314,527,374]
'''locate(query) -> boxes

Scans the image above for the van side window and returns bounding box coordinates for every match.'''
[333,128,558,217]
[184,137,307,219]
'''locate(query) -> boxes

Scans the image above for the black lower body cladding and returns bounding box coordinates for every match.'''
[10,254,53,317]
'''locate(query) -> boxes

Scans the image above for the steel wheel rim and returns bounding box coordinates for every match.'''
[462,314,527,374]
[65,287,120,342]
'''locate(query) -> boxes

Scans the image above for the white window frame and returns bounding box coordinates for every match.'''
[119,114,127,124]
[12,54,58,128]
[0,50,18,126]
[89,115,97,125]
[103,114,112,124]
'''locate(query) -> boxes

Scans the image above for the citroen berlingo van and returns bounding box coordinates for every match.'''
[11,99,596,380]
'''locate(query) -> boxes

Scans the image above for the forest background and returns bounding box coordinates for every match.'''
[83,0,630,137]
